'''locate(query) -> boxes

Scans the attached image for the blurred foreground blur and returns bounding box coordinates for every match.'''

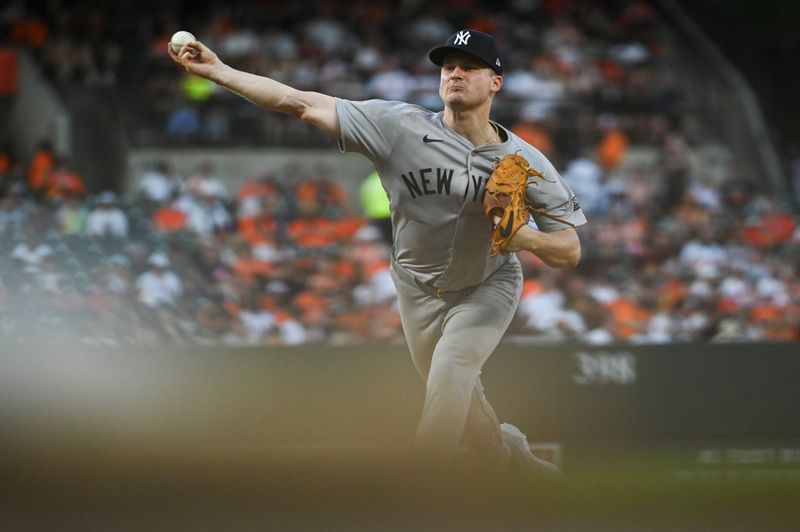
[2,344,798,530]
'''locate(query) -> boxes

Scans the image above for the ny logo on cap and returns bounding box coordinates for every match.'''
[454,30,471,45]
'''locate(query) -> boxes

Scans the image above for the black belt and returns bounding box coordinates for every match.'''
[390,259,478,301]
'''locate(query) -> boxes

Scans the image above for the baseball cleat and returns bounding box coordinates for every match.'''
[500,423,560,476]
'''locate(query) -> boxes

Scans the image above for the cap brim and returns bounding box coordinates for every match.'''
[429,46,458,66]
[428,46,501,74]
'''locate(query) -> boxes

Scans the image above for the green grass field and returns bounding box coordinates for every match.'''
[3,441,799,530]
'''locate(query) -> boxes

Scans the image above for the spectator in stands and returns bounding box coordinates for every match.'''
[86,191,129,238]
[511,115,555,158]
[295,165,347,218]
[562,151,607,217]
[186,160,228,200]
[165,99,202,142]
[103,254,134,297]
[204,103,232,143]
[517,272,567,336]
[624,165,657,216]
[0,147,11,192]
[194,241,232,286]
[268,311,307,346]
[10,226,52,269]
[657,131,695,214]
[137,159,183,204]
[679,226,728,277]
[351,256,395,308]
[135,252,182,308]
[237,176,285,245]
[717,265,750,310]
[44,159,85,200]
[3,1,796,347]
[8,7,49,51]
[712,312,761,342]
[184,180,233,236]
[230,239,276,284]
[504,56,566,121]
[580,310,617,345]
[741,197,796,251]
[55,195,88,235]
[27,140,55,196]
[366,58,417,101]
[687,173,722,213]
[594,114,629,172]
[152,190,188,233]
[192,295,235,342]
[238,293,276,345]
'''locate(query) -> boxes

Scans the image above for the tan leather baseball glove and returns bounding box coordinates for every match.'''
[484,153,577,256]
[483,154,541,256]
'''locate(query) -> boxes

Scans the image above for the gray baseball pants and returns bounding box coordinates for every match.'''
[390,257,523,465]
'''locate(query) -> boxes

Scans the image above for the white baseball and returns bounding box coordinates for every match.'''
[170,31,196,54]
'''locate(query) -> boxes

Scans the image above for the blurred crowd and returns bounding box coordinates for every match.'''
[6,0,700,160]
[1,145,402,346]
[1,0,798,346]
[1,141,798,347]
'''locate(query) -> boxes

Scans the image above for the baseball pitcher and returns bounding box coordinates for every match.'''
[170,28,587,473]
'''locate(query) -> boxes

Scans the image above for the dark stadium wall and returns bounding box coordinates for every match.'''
[3,343,798,453]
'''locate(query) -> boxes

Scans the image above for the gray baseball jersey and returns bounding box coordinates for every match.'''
[336,98,587,291]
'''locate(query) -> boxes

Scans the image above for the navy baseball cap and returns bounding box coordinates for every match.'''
[429,29,503,75]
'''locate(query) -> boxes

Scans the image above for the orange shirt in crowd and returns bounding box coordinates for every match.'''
[153,205,188,232]
[45,169,85,199]
[10,19,49,48]
[332,217,365,240]
[288,217,340,248]
[751,303,798,341]
[607,298,651,338]
[294,290,329,313]
[596,127,628,171]
[742,213,796,250]
[232,256,276,282]
[597,58,626,83]
[238,216,277,245]
[336,305,402,342]
[750,303,782,324]
[0,48,18,95]
[238,179,279,201]
[364,260,389,278]
[0,152,10,175]
[296,180,346,206]
[336,309,369,337]
[521,279,543,298]
[658,276,689,308]
[28,149,55,191]
[333,259,357,283]
[512,122,554,156]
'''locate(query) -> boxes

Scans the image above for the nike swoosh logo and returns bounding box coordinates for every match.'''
[423,135,444,143]
[498,212,514,238]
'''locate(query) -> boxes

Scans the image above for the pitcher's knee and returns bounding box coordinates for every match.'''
[433,338,487,368]
[426,358,478,398]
